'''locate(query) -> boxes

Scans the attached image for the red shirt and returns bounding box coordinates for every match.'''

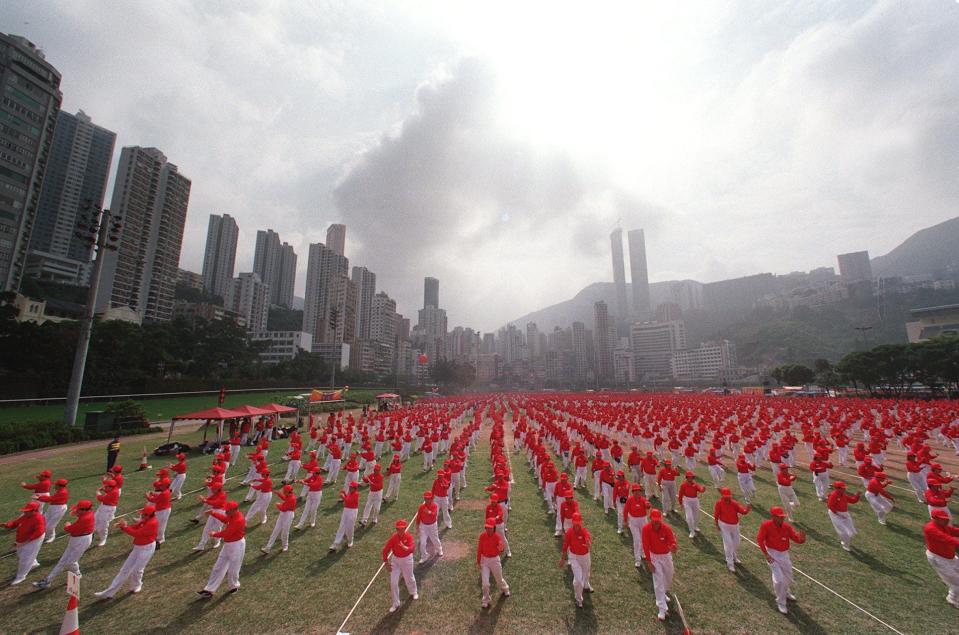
[560,499,580,521]
[714,498,749,525]
[387,460,402,475]
[382,532,415,560]
[641,521,677,560]
[678,481,705,502]
[341,490,359,509]
[305,472,325,492]
[210,511,246,542]
[171,459,187,474]
[5,511,45,543]
[202,490,227,509]
[38,488,69,505]
[476,530,504,563]
[827,490,860,513]
[641,456,658,474]
[776,472,796,487]
[623,495,649,520]
[65,511,94,537]
[23,478,51,494]
[562,527,592,556]
[658,467,679,483]
[757,519,805,553]
[147,488,171,511]
[416,502,438,525]
[276,492,297,512]
[485,502,504,525]
[254,477,273,493]
[122,516,159,545]
[924,520,959,559]
[97,489,119,506]
[365,472,384,492]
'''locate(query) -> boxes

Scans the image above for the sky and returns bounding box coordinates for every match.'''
[4,1,959,331]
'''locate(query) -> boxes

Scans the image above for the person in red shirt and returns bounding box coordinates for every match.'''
[330,481,360,551]
[194,484,228,550]
[263,484,296,553]
[714,487,750,572]
[146,478,172,545]
[657,459,680,515]
[776,464,800,522]
[613,472,630,534]
[809,453,834,501]
[486,493,512,557]
[925,482,955,521]
[559,491,580,536]
[573,451,589,489]
[246,469,274,526]
[198,500,247,597]
[94,505,159,599]
[37,478,69,543]
[624,484,650,568]
[757,506,806,614]
[4,500,45,585]
[93,478,120,547]
[360,464,386,527]
[283,443,303,483]
[641,508,677,621]
[169,452,188,500]
[477,519,510,609]
[384,454,403,501]
[924,509,959,607]
[678,471,706,539]
[383,519,419,612]
[735,454,757,503]
[295,467,325,530]
[34,499,94,589]
[865,472,895,525]
[21,470,52,512]
[412,491,443,562]
[560,513,594,608]
[826,481,860,551]
[641,452,659,499]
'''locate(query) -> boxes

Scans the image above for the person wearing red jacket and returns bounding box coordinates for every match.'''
[21,469,52,513]
[360,464,385,527]
[809,453,834,501]
[865,472,895,525]
[431,469,454,530]
[195,484,228,550]
[477,519,510,609]
[857,456,879,489]
[657,459,680,514]
[146,479,172,544]
[905,452,928,503]
[714,487,750,572]
[776,464,800,522]
[736,454,757,503]
[295,467,324,530]
[678,471,706,539]
[926,482,955,521]
[613,472,630,534]
[384,454,403,501]
[169,452,188,500]
[628,445,643,482]
[573,451,588,489]
[485,493,512,557]
[94,505,159,599]
[198,500,247,597]
[34,499,94,589]
[93,478,119,547]
[624,484,650,568]
[263,484,296,553]
[383,519,418,612]
[560,513,593,608]
[37,478,69,543]
[641,451,659,499]
[283,443,302,483]
[826,481,861,551]
[642,508,678,621]
[330,481,360,551]
[246,470,274,526]
[559,491,580,535]
[924,508,959,608]
[757,506,806,614]
[4,500,45,585]
[412,491,443,562]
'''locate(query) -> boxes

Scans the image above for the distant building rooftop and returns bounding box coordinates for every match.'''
[910,304,959,317]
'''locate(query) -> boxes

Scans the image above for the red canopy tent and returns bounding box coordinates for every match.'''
[169,407,246,443]
[229,405,273,417]
[260,403,298,414]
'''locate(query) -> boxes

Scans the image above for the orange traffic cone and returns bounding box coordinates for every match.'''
[60,594,79,635]
[138,448,151,471]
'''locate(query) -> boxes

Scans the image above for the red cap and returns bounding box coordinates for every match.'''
[931,509,950,520]
[75,499,93,511]
[489,493,499,502]
[141,505,156,516]
[685,471,695,478]
[224,501,239,511]
[20,501,40,512]
[349,481,359,489]
[664,458,672,464]
[176,452,186,459]
[484,519,496,529]
[650,509,663,521]
[103,479,117,488]
[424,491,433,499]
[720,487,731,497]
[39,470,52,478]
[396,519,408,530]
[631,483,642,491]
[283,484,293,493]
[572,513,582,525]
[770,506,786,518]
[833,481,846,489]
[778,463,788,470]
[112,465,123,473]
[374,464,382,471]
[55,478,68,486]
[617,470,625,478]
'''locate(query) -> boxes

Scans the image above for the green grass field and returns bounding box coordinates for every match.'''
[0,410,954,634]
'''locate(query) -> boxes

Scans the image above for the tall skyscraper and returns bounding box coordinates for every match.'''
[593,301,614,381]
[627,229,651,319]
[253,229,296,308]
[424,276,439,309]
[226,271,269,332]
[630,320,686,380]
[26,111,115,285]
[610,228,628,321]
[351,265,376,340]
[201,213,238,300]
[0,34,63,291]
[303,241,349,352]
[98,147,191,322]
[326,223,346,256]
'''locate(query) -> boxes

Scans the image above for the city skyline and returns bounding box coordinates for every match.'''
[2,4,958,330]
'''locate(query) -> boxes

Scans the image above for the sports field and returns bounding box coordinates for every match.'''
[0,397,956,634]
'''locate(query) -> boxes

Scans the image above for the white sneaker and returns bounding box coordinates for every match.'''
[787,593,797,601]
[413,593,419,600]
[728,564,736,572]
[778,604,788,614]
[389,605,398,613]
[657,609,666,621]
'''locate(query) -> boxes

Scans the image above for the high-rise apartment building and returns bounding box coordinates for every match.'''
[424,276,439,309]
[97,147,191,322]
[351,265,376,340]
[0,34,62,291]
[303,241,349,352]
[253,229,297,308]
[610,228,628,321]
[571,321,589,385]
[226,271,269,332]
[671,340,737,381]
[326,223,346,256]
[26,111,115,285]
[201,213,238,300]
[630,320,687,380]
[837,251,872,285]
[593,301,614,381]
[627,229,651,319]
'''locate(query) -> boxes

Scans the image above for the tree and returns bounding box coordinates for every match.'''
[770,364,814,386]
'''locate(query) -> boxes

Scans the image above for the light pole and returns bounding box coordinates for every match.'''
[328,306,339,389]
[854,325,873,350]
[64,202,121,426]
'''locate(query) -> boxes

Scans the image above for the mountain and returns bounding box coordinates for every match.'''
[871,216,959,278]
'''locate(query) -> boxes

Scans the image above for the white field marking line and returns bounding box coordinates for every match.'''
[698,508,906,635]
[0,455,288,561]
[826,468,916,494]
[336,415,472,634]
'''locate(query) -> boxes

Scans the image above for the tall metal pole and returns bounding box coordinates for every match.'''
[64,207,115,426]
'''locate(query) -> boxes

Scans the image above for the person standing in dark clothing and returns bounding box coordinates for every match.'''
[107,435,121,472]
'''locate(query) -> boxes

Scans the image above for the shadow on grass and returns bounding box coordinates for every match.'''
[468,592,508,634]
[850,547,922,582]
[304,544,349,576]
[141,588,233,634]
[369,595,414,633]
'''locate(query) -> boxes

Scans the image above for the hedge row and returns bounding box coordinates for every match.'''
[0,422,161,456]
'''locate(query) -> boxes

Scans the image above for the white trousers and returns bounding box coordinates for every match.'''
[197,515,224,549]
[436,496,452,528]
[766,547,794,609]
[813,472,830,499]
[389,554,417,607]
[709,465,725,485]
[828,510,856,547]
[866,492,893,522]
[718,520,741,567]
[230,444,240,466]
[13,537,42,583]
[94,504,116,545]
[574,466,587,488]
[99,543,156,597]
[204,539,245,592]
[650,552,674,611]
[385,474,402,499]
[156,508,171,543]
[643,474,657,498]
[627,516,648,565]
[480,555,509,604]
[738,473,755,499]
[332,508,357,548]
[327,459,341,484]
[284,460,301,482]
[296,491,323,528]
[266,511,294,550]
[907,472,927,501]
[43,504,67,542]
[362,490,383,523]
[926,550,959,600]
[43,533,92,583]
[170,473,186,498]
[418,523,442,559]
[777,486,800,519]
[660,482,677,513]
[247,491,273,524]
[601,483,613,512]
[683,498,701,534]
[569,552,592,604]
